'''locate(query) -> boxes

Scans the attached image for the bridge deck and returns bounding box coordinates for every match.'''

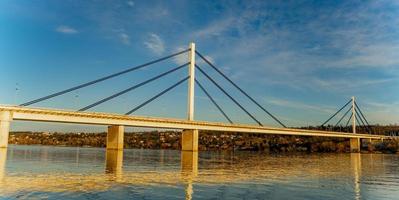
[0,105,391,139]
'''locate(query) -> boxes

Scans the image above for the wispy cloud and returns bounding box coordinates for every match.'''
[126,1,134,7]
[193,17,235,38]
[332,43,399,68]
[55,25,78,34]
[200,55,215,65]
[119,33,130,45]
[265,97,336,114]
[173,46,188,65]
[187,1,399,97]
[144,33,165,55]
[308,77,397,91]
[362,101,399,125]
[172,46,216,68]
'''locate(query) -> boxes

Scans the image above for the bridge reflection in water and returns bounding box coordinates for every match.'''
[181,151,198,200]
[0,148,201,199]
[89,150,365,200]
[351,153,361,200]
[1,147,398,199]
[105,149,123,175]
[0,148,6,180]
[104,149,198,200]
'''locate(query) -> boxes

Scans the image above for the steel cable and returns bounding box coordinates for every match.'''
[125,76,189,115]
[354,102,371,126]
[78,63,189,111]
[345,114,352,127]
[321,99,352,126]
[195,51,286,127]
[195,78,233,124]
[196,64,263,126]
[20,49,190,106]
[335,106,352,127]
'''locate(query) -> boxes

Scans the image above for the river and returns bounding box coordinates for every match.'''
[0,145,398,199]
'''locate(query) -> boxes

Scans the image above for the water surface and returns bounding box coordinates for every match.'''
[0,145,398,199]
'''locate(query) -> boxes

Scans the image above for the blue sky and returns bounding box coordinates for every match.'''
[0,0,398,131]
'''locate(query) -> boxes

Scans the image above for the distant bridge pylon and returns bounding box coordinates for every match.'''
[321,97,373,135]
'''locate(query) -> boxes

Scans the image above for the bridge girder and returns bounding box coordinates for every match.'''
[0,105,389,140]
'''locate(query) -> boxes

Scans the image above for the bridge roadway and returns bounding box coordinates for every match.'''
[0,105,388,140]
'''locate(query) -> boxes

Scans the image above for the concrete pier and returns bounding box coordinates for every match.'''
[182,129,198,151]
[106,125,124,150]
[350,138,361,152]
[0,111,12,148]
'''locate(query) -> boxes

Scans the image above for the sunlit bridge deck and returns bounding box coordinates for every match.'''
[0,105,388,140]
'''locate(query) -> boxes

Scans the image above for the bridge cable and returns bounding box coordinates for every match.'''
[78,63,189,111]
[195,64,263,126]
[354,102,371,126]
[355,109,367,128]
[321,99,352,126]
[125,76,189,115]
[195,51,286,128]
[20,49,190,106]
[354,102,373,134]
[355,112,368,133]
[345,114,352,127]
[355,110,372,134]
[195,78,233,124]
[334,106,352,127]
[355,115,363,134]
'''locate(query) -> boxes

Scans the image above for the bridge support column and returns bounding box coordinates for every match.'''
[0,111,12,148]
[350,138,360,152]
[182,129,198,151]
[107,125,124,150]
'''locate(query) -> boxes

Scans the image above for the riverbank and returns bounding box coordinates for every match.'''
[8,131,399,154]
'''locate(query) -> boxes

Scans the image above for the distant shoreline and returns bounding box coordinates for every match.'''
[8,131,399,154]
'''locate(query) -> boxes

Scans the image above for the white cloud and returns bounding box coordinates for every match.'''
[193,17,235,38]
[202,55,215,64]
[309,77,396,92]
[332,43,399,68]
[127,1,134,7]
[55,25,78,34]
[119,33,130,45]
[196,53,215,66]
[189,1,399,88]
[173,46,188,65]
[172,46,216,69]
[144,33,165,55]
[362,101,399,125]
[265,97,336,114]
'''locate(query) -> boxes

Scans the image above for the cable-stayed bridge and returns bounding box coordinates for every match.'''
[0,43,395,152]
